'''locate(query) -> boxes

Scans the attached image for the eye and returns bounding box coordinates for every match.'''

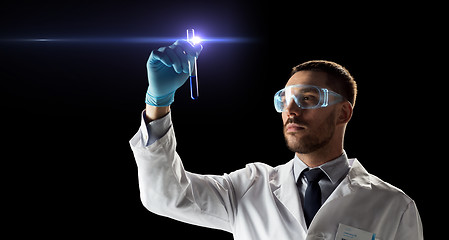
[299,94,319,107]
[301,95,317,101]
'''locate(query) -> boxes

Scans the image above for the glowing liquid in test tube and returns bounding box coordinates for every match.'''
[189,76,198,100]
[187,29,199,100]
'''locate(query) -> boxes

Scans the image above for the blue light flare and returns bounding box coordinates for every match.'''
[0,36,255,44]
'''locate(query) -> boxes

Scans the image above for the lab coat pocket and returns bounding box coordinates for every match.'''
[335,223,376,240]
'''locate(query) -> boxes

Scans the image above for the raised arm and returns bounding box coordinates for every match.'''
[130,40,237,232]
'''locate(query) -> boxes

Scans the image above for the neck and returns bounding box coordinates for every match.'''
[295,141,343,168]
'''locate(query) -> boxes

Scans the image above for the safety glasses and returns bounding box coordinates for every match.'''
[274,84,344,113]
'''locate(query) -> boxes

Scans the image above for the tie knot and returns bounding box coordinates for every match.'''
[303,168,324,183]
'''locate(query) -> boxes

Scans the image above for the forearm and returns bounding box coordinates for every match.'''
[145,104,170,122]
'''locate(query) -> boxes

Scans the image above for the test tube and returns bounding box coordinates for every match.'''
[186,29,199,100]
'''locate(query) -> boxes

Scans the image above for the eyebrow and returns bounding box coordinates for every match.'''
[285,85,320,94]
[299,87,318,93]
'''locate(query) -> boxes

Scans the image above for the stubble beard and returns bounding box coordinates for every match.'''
[283,111,336,154]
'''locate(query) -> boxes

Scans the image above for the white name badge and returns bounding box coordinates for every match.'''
[335,223,376,240]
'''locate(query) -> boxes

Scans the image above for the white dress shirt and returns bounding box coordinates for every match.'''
[294,153,350,205]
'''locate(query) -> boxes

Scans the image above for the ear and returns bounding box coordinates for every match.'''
[337,102,353,125]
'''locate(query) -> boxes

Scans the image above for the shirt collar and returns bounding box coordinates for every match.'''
[293,151,350,184]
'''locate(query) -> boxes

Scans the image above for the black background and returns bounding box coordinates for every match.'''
[2,1,441,238]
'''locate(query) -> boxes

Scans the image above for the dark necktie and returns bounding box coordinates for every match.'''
[303,168,325,228]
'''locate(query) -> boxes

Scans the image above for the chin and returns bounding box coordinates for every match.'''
[285,135,302,148]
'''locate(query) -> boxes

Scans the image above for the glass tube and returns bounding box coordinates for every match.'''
[186,29,199,100]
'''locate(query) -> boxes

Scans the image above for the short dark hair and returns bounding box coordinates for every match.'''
[291,60,357,107]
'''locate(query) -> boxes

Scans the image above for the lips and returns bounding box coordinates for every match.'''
[286,123,306,133]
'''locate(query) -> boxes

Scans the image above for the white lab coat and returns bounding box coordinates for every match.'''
[130,123,423,240]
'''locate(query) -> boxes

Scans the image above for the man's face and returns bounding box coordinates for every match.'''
[282,71,338,154]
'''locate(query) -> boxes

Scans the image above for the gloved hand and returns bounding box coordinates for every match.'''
[145,40,203,106]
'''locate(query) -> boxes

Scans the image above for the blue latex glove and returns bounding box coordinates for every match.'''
[145,40,203,106]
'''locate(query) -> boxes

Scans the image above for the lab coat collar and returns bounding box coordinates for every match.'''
[270,158,372,232]
[347,158,371,190]
[320,158,372,208]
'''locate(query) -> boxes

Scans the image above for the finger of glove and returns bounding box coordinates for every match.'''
[168,44,190,74]
[173,40,203,58]
[162,45,184,74]
[171,46,190,73]
[150,46,184,74]
[149,47,173,68]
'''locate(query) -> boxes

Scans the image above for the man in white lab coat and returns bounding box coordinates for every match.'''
[130,40,423,239]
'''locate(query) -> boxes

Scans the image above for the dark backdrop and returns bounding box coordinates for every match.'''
[2,1,440,238]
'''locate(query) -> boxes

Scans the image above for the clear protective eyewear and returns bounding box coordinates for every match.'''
[274,84,344,113]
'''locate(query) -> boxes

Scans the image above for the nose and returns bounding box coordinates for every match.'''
[285,99,303,117]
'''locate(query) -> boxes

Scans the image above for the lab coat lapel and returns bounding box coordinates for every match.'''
[271,160,308,232]
[308,159,373,234]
